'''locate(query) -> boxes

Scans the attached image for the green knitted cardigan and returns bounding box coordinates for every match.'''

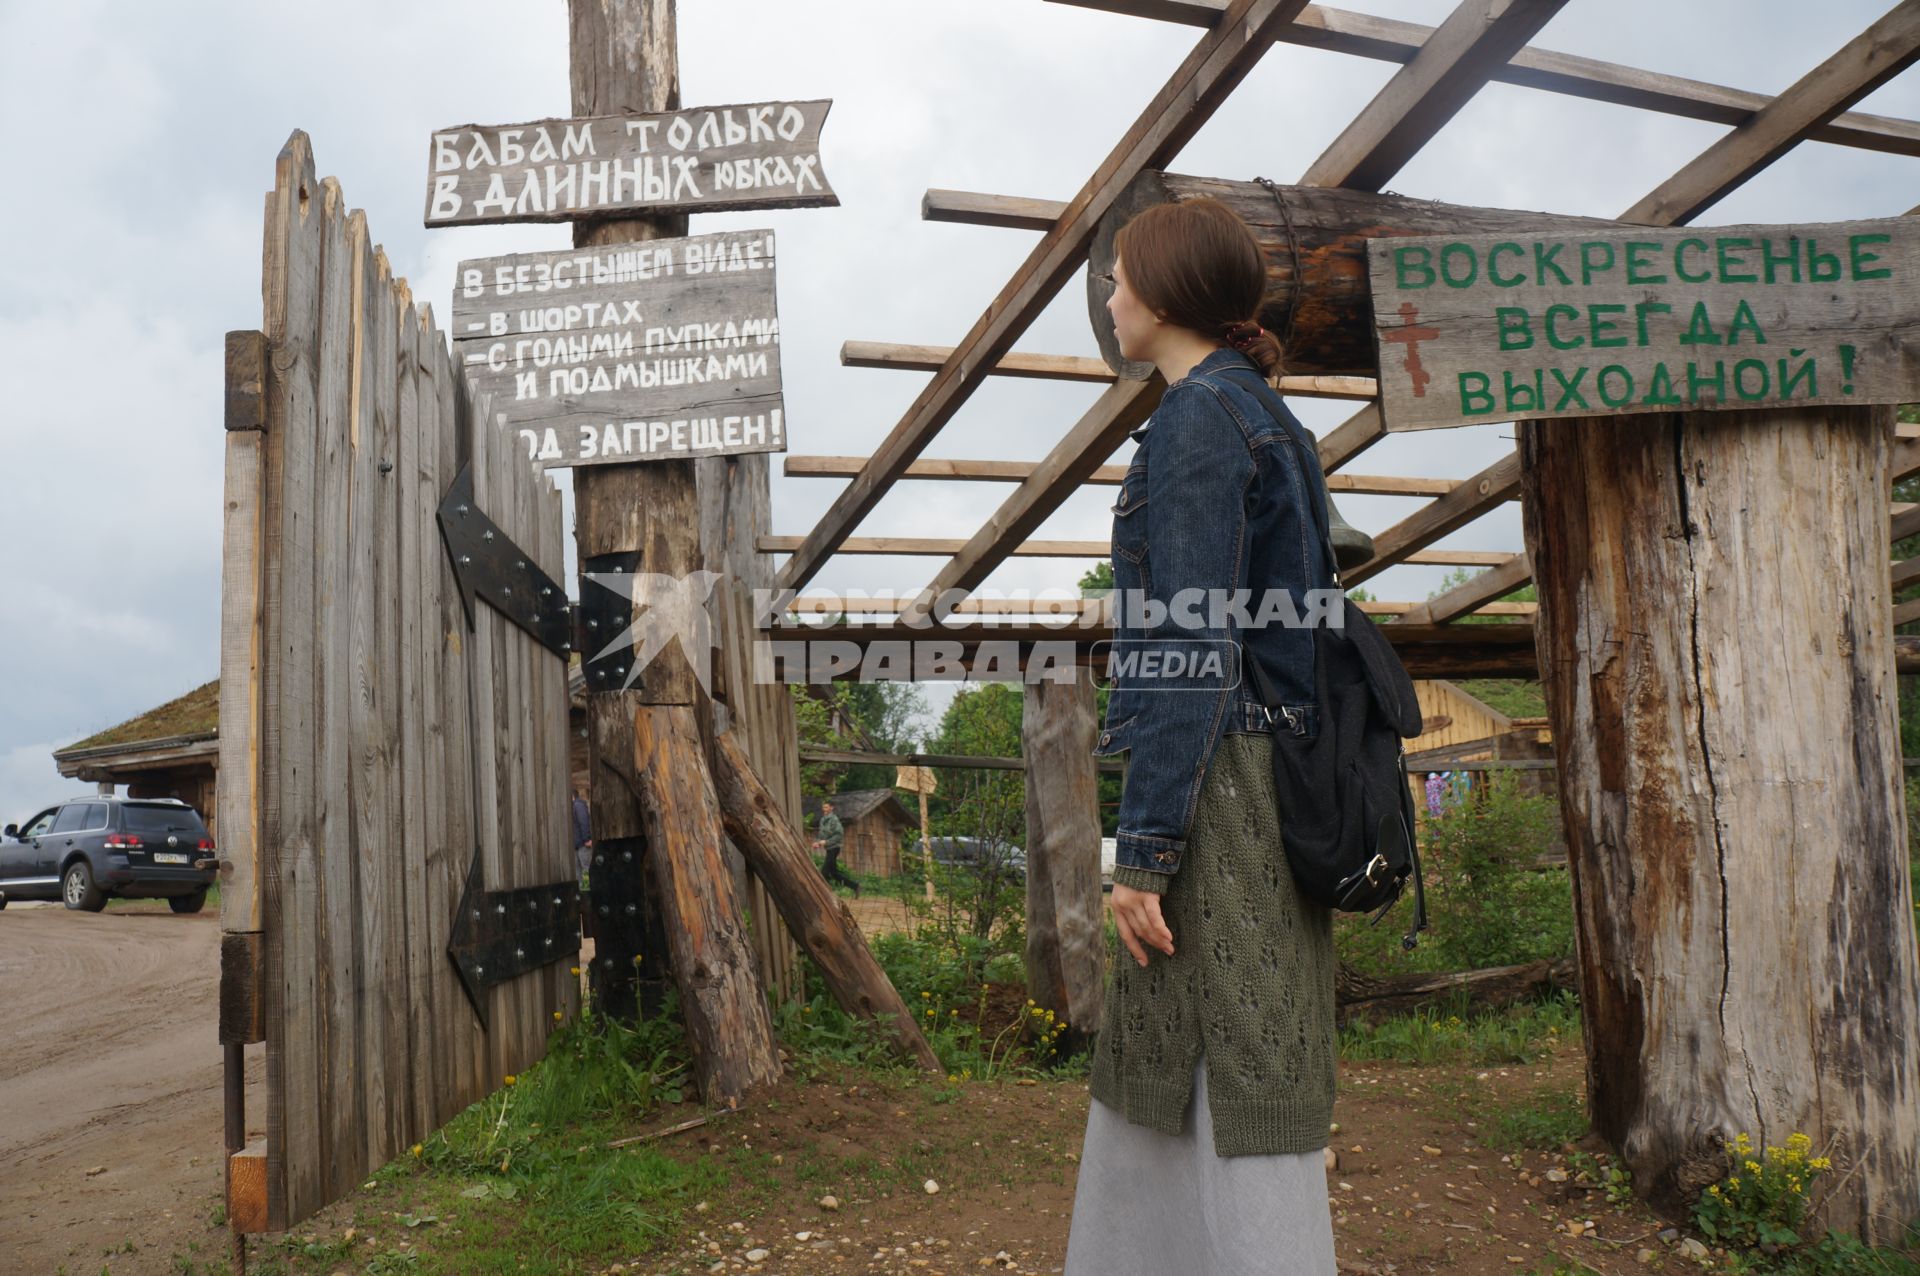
[1092,731,1338,1157]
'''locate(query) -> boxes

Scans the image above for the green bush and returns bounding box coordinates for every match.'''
[1339,769,1572,977]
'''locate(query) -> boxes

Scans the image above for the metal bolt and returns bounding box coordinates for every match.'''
[460,555,471,565]
[594,854,604,866]
[625,903,638,916]
[472,909,480,920]
[545,937,553,947]
[542,587,552,597]
[516,560,526,570]
[623,851,633,862]
[483,530,494,541]
[474,965,484,977]
[515,947,525,959]
[504,585,512,595]
[599,905,609,916]
[457,504,469,515]
[496,903,506,915]
[588,619,598,629]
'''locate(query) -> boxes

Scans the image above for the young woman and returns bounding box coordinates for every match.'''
[1063,197,1341,1274]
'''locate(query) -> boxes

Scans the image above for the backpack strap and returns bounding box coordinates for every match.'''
[1207,365,1343,589]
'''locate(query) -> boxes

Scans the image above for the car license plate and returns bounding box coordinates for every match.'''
[155,852,189,865]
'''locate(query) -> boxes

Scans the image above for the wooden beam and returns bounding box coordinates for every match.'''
[762,617,1545,678]
[899,378,1160,621]
[842,339,1379,398]
[1895,556,1920,590]
[843,340,1114,383]
[1319,402,1386,473]
[1343,452,1524,585]
[776,593,1531,617]
[921,188,1066,229]
[782,453,1459,494]
[772,0,1315,594]
[1300,0,1569,191]
[757,533,1513,566]
[1048,1,1920,157]
[1894,502,1920,544]
[1622,3,1920,225]
[1394,552,1532,625]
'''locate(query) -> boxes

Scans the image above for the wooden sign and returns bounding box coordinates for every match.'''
[1366,217,1920,431]
[450,230,785,468]
[895,765,937,795]
[426,100,835,227]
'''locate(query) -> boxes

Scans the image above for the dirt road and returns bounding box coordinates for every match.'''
[0,904,252,1274]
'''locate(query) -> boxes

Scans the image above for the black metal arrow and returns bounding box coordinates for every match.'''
[436,461,573,661]
[446,849,581,1031]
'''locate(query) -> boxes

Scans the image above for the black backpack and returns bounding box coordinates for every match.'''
[1218,367,1431,950]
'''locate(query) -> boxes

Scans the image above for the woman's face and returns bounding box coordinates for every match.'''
[1106,256,1161,364]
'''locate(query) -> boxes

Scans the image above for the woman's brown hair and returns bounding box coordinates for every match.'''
[1113,196,1283,376]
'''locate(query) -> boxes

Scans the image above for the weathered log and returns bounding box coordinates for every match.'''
[569,0,684,1024]
[709,727,944,1073]
[1333,957,1577,1029]
[1519,404,1920,1239]
[1022,673,1107,1047]
[1088,172,1609,377]
[633,701,782,1108]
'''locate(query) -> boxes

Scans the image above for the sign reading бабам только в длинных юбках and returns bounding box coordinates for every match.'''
[1366,219,1920,432]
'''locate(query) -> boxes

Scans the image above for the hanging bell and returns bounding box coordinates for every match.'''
[1325,492,1375,574]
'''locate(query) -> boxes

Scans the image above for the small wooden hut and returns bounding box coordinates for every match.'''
[801,790,917,877]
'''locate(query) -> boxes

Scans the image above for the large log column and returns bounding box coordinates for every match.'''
[1086,173,1607,378]
[568,0,782,1109]
[1518,405,1920,1242]
[1022,672,1106,1048]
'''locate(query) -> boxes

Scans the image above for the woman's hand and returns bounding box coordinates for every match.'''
[1110,883,1175,968]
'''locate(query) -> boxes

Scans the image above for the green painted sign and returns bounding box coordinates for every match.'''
[1366,218,1920,431]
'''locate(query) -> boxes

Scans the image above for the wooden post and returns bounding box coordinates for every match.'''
[1518,404,1920,1241]
[568,0,781,1105]
[1021,671,1105,1047]
[716,730,942,1072]
[918,788,933,903]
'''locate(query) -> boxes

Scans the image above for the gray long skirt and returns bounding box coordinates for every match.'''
[1063,1054,1337,1275]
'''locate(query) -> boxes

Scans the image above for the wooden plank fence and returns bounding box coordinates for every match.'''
[219,131,577,1232]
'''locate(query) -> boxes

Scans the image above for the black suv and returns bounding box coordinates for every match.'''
[0,797,217,913]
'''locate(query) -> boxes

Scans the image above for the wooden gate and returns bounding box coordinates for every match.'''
[218,131,577,1232]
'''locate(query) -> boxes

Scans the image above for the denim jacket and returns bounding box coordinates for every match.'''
[1094,347,1340,879]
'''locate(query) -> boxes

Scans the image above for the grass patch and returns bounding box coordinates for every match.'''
[1339,988,1578,1066]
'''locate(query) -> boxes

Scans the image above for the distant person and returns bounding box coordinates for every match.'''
[810,799,860,897]
[571,784,592,879]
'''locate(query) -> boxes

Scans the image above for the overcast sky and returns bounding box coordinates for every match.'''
[2,0,1916,824]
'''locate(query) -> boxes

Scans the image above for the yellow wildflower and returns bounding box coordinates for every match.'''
[922,991,931,999]
[569,966,581,976]
[1745,1159,1760,1173]
[504,1074,517,1086]
[553,1010,564,1022]
[411,1143,424,1158]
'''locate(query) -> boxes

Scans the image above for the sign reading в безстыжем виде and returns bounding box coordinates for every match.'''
[1365,218,1920,432]
[451,229,785,469]
[425,100,835,227]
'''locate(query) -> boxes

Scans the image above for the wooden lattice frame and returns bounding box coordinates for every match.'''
[764,0,1920,672]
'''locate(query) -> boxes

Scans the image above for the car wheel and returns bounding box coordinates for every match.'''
[62,861,106,912]
[168,889,208,915]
